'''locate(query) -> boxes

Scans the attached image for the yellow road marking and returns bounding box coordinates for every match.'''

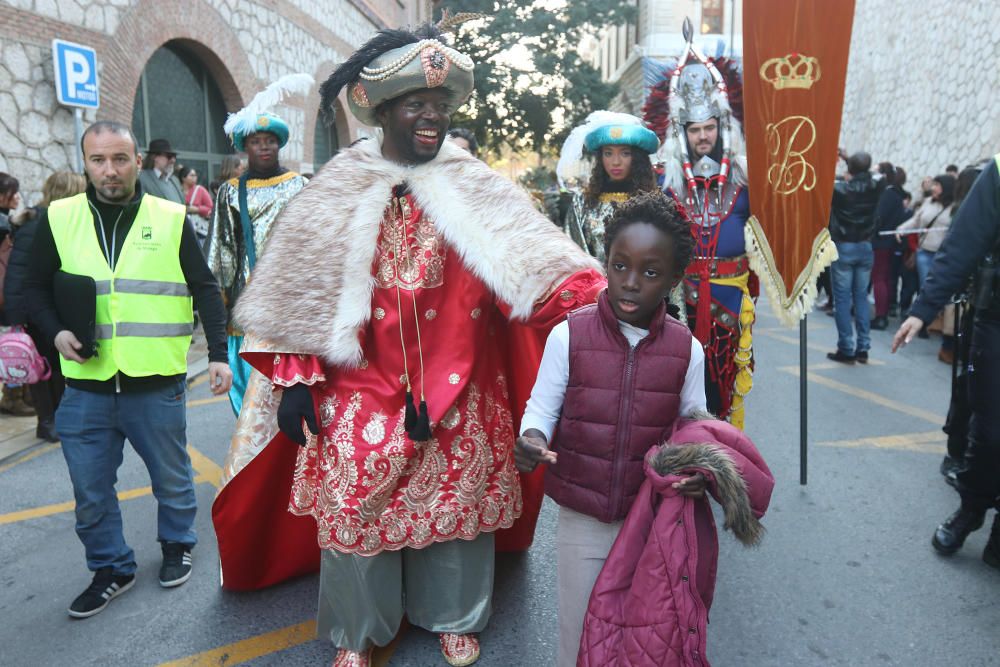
[790,368,946,423]
[188,373,210,389]
[158,620,318,667]
[157,619,405,667]
[0,442,60,474]
[187,395,228,408]
[757,328,833,355]
[818,430,945,454]
[781,367,946,424]
[0,474,209,525]
[188,445,222,489]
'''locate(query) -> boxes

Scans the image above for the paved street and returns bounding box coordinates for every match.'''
[1,301,998,666]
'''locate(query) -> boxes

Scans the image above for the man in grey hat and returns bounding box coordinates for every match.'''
[138,138,184,206]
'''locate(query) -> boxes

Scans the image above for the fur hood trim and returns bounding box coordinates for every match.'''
[233,136,600,367]
[648,441,764,547]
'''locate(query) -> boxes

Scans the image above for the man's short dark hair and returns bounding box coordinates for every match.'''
[847,151,871,176]
[81,121,137,156]
[945,164,959,173]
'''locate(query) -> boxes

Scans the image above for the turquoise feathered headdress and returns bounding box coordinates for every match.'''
[223,73,314,151]
[556,111,660,188]
[584,123,659,154]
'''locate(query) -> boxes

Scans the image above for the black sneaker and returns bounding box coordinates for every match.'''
[870,316,889,331]
[855,351,869,364]
[826,350,856,364]
[68,567,135,618]
[159,542,193,588]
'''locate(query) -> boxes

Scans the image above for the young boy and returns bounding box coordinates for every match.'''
[515,191,707,667]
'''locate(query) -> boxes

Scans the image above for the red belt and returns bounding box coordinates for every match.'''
[685,256,749,343]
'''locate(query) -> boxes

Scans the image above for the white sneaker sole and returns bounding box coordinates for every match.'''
[67,577,135,619]
[159,566,192,588]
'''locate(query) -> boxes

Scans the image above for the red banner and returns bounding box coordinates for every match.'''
[742,0,855,325]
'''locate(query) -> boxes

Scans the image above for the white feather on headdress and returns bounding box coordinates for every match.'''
[223,73,315,139]
[556,111,649,188]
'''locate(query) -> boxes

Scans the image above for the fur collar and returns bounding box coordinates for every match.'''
[648,437,764,547]
[234,136,600,367]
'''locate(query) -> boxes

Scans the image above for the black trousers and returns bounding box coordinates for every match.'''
[956,315,1000,510]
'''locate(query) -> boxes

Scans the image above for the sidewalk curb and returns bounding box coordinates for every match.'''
[0,355,211,467]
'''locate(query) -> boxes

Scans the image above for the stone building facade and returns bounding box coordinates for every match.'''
[0,0,432,203]
[838,0,1000,184]
[588,0,743,116]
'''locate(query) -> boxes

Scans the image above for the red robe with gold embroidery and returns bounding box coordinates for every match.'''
[214,169,603,589]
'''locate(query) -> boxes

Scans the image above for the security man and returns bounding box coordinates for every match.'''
[893,154,1000,570]
[24,120,232,618]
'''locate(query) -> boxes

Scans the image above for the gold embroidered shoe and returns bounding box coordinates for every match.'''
[332,647,372,667]
[439,633,480,666]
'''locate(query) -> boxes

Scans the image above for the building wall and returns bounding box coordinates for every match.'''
[839,0,1000,184]
[591,0,743,117]
[0,0,431,202]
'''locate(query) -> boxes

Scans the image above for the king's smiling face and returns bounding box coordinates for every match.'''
[378,88,454,165]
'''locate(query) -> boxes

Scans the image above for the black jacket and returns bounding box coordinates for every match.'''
[24,184,228,393]
[872,186,908,250]
[910,159,1000,323]
[2,207,43,326]
[829,172,881,243]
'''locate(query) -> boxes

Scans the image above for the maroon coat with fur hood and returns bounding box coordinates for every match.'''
[578,417,774,667]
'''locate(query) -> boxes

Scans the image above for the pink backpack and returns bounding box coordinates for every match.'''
[0,327,51,384]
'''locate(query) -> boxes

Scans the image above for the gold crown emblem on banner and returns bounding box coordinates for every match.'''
[759,53,821,90]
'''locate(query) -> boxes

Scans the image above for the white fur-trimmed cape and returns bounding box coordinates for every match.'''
[233,137,601,367]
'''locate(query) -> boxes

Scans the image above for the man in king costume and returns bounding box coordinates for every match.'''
[645,20,758,429]
[206,74,312,415]
[211,23,603,667]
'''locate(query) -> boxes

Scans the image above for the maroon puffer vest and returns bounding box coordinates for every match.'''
[546,291,692,523]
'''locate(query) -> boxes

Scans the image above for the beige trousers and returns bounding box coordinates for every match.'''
[557,505,624,667]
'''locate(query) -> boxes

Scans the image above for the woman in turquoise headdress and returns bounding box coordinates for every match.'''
[556,111,661,263]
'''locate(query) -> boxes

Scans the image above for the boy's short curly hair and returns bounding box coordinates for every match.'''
[603,190,694,276]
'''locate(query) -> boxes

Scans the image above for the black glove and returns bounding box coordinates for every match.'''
[277,384,319,446]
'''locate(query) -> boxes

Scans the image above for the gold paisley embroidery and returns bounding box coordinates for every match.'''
[374,197,447,290]
[289,378,522,556]
[362,412,388,445]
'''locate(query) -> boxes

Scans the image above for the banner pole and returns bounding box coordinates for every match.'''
[800,314,808,485]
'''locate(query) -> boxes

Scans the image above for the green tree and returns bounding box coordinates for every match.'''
[434,0,634,155]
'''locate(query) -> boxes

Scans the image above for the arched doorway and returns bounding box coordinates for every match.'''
[131,41,235,185]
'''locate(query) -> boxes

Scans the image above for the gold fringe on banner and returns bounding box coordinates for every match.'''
[744,216,838,328]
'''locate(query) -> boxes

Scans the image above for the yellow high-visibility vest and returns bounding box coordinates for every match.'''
[48,192,193,380]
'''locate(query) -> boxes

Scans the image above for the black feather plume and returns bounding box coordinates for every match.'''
[319,23,444,125]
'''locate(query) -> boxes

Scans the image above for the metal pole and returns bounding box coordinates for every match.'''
[73,107,84,173]
[800,314,808,485]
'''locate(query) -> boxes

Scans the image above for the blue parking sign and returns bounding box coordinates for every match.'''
[52,39,100,109]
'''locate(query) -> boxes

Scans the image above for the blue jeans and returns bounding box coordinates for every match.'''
[916,248,936,290]
[831,241,874,355]
[55,379,196,575]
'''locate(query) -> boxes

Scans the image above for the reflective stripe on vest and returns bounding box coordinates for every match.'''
[48,192,193,381]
